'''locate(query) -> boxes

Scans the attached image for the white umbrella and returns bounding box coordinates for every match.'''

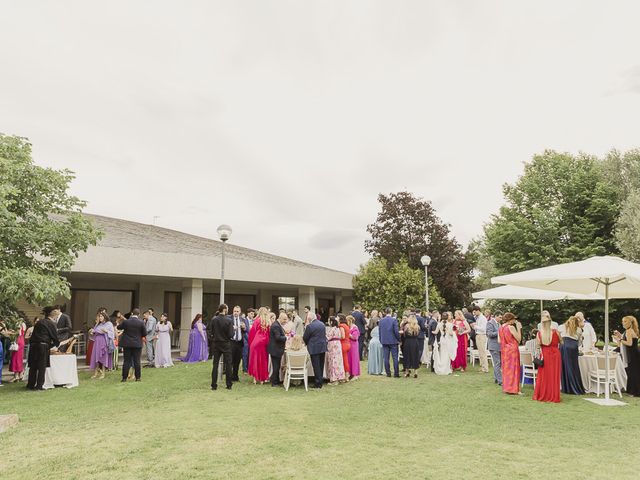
[472,285,603,316]
[492,255,640,405]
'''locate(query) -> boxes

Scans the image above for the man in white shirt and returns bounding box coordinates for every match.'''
[472,306,489,373]
[576,311,597,352]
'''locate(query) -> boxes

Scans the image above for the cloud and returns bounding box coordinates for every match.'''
[308,230,361,250]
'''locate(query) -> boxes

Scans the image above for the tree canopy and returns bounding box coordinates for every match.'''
[365,191,472,308]
[0,134,102,318]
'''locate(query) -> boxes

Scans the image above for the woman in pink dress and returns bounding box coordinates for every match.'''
[9,320,27,382]
[248,307,271,384]
[499,312,522,395]
[325,317,346,384]
[347,315,361,379]
[451,310,470,372]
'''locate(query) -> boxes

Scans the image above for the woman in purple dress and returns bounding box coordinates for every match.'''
[179,314,209,363]
[90,312,114,379]
[347,315,361,380]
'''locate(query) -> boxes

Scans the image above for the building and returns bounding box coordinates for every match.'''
[34,214,354,355]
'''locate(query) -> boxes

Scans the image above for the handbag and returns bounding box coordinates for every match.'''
[9,341,19,351]
[533,354,544,368]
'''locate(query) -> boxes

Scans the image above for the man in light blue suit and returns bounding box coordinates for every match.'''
[379,307,401,378]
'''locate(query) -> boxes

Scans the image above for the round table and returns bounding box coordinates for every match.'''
[43,354,79,389]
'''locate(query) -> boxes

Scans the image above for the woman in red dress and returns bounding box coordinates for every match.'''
[338,314,351,377]
[499,312,522,395]
[451,310,470,372]
[248,307,271,384]
[533,312,562,403]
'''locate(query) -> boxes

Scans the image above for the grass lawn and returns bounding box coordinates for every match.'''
[1,361,639,480]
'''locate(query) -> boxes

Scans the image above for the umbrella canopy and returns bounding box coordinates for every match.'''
[491,255,640,405]
[472,285,603,301]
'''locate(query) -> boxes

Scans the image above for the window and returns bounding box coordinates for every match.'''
[276,296,296,312]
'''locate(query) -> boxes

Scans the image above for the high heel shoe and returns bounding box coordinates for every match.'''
[99,367,105,379]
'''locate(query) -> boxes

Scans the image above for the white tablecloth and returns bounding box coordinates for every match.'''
[579,354,627,393]
[43,354,79,389]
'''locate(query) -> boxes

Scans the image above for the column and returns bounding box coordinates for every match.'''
[180,279,203,356]
[298,286,316,315]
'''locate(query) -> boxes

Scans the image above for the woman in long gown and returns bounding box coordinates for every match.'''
[9,320,26,382]
[402,315,421,378]
[338,314,351,377]
[154,314,174,368]
[614,315,640,397]
[533,314,562,403]
[347,316,361,380]
[326,317,346,383]
[248,307,271,384]
[180,314,209,363]
[433,314,458,375]
[451,310,470,372]
[90,313,114,379]
[559,315,585,394]
[368,325,384,375]
[499,312,522,395]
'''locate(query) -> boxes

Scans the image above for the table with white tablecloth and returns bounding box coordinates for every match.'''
[579,353,627,393]
[43,354,79,389]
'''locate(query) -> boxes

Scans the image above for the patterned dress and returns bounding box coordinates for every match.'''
[499,324,520,394]
[325,326,346,382]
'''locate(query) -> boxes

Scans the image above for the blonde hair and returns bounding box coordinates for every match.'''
[454,310,464,321]
[564,316,579,337]
[623,316,639,337]
[278,312,289,324]
[405,315,420,336]
[346,315,355,326]
[289,335,304,351]
[540,311,552,345]
[256,307,270,330]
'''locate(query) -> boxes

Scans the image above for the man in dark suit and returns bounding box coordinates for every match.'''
[379,307,401,377]
[230,305,246,381]
[117,308,147,382]
[210,304,234,391]
[303,315,328,388]
[204,314,215,360]
[268,313,288,387]
[26,307,60,390]
[351,305,366,360]
[52,306,72,351]
[428,310,441,372]
[416,309,428,367]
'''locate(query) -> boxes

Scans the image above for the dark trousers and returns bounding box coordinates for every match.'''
[231,340,243,380]
[242,341,249,372]
[429,342,435,372]
[310,352,325,387]
[270,354,282,385]
[122,347,142,380]
[207,338,214,359]
[211,342,233,389]
[27,343,49,389]
[417,337,425,367]
[358,334,365,360]
[383,344,399,377]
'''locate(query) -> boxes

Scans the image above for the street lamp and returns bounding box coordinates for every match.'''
[217,224,232,305]
[421,255,431,312]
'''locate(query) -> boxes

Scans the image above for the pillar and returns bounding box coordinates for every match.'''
[180,279,203,355]
[298,286,316,315]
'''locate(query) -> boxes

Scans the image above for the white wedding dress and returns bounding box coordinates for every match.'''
[433,322,458,375]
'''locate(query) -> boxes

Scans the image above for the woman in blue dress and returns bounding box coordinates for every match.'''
[559,316,585,394]
[368,325,384,375]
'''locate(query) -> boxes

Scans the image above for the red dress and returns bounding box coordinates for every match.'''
[451,320,468,370]
[533,330,562,403]
[248,319,270,382]
[499,325,521,394]
[9,323,25,373]
[339,323,351,375]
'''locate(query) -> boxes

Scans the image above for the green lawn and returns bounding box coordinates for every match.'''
[1,361,639,480]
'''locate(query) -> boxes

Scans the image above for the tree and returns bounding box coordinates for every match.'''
[365,191,472,308]
[353,257,444,313]
[615,190,640,262]
[0,134,102,319]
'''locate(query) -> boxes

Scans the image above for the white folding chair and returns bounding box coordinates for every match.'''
[468,347,480,366]
[520,351,537,387]
[589,355,622,398]
[284,351,309,391]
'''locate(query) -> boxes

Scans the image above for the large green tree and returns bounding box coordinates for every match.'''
[365,191,472,308]
[353,257,444,313]
[0,134,102,319]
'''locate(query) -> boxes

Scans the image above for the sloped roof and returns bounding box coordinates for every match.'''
[85,214,350,275]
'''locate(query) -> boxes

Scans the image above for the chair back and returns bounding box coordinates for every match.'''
[596,354,617,371]
[287,351,308,369]
[520,351,533,366]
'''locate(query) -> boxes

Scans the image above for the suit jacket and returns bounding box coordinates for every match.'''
[303,319,327,355]
[379,315,400,346]
[30,317,60,348]
[56,313,73,341]
[351,311,366,335]
[145,315,157,339]
[268,321,287,357]
[486,318,501,352]
[417,315,427,340]
[211,314,234,344]
[117,316,146,348]
[427,318,440,346]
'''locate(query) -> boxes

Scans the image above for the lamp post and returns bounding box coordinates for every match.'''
[421,255,431,312]
[217,224,232,305]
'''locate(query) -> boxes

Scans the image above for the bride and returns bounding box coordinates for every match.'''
[432,313,458,375]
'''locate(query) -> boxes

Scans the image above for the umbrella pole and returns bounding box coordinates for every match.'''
[540,300,543,317]
[605,281,610,401]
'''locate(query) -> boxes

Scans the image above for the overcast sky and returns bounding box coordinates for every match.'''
[2,1,640,273]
